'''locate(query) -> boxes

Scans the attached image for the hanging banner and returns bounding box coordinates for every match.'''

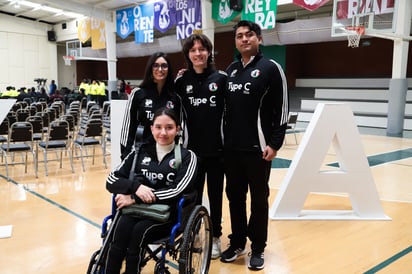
[336,0,394,19]
[212,0,240,24]
[175,0,202,40]
[293,0,330,11]
[91,18,106,49]
[116,7,134,39]
[241,0,277,30]
[77,18,91,43]
[154,0,176,33]
[134,3,154,44]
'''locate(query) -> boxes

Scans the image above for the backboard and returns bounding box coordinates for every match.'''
[331,0,397,38]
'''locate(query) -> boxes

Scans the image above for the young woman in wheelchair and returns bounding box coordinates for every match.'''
[105,107,198,274]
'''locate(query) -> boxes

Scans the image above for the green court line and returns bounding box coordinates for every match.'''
[364,246,412,273]
[0,174,179,270]
[328,148,412,168]
[0,174,101,229]
[273,148,412,169]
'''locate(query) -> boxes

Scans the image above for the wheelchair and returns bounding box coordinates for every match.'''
[86,192,213,274]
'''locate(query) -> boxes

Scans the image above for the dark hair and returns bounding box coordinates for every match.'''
[182,34,214,70]
[152,107,180,127]
[140,52,174,92]
[233,20,262,37]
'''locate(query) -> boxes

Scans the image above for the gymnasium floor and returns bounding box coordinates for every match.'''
[1,126,412,273]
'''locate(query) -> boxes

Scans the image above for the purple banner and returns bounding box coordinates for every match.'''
[154,0,176,33]
[175,0,202,40]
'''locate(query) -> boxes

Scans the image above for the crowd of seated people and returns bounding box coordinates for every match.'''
[0,86,87,109]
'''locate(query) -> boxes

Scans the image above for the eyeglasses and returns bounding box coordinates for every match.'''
[152,63,169,69]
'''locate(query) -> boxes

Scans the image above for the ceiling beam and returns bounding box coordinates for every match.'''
[39,0,112,21]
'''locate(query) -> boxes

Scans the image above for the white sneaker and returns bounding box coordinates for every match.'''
[211,237,221,259]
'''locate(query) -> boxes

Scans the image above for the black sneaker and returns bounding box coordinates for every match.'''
[220,245,246,263]
[248,252,264,270]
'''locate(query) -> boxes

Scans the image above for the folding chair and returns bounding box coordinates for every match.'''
[38,119,74,176]
[73,118,107,172]
[285,113,299,145]
[0,118,9,161]
[16,108,30,122]
[0,121,37,180]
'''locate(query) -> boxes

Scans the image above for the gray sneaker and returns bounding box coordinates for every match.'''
[211,237,221,259]
[248,252,264,270]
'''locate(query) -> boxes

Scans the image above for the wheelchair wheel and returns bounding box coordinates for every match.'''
[87,249,105,274]
[178,205,212,274]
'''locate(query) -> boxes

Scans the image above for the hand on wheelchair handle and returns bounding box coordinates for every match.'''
[114,194,135,209]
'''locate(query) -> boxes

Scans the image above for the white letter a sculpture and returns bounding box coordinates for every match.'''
[270,103,390,220]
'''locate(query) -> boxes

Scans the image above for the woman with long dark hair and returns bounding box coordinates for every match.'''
[120,52,181,160]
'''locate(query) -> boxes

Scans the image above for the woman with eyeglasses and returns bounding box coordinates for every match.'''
[120,52,181,160]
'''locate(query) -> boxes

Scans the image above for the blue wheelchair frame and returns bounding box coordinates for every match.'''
[87,192,212,274]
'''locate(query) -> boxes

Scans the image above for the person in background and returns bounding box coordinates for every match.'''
[175,33,226,259]
[105,107,197,274]
[79,79,90,100]
[98,80,107,107]
[220,20,289,271]
[89,80,100,103]
[125,82,132,95]
[120,52,181,160]
[37,87,50,104]
[49,80,57,96]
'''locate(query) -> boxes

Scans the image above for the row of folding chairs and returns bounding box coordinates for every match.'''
[0,100,110,179]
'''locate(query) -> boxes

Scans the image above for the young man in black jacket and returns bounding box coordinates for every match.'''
[175,33,227,259]
[220,20,289,270]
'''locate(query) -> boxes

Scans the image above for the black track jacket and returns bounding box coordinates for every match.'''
[119,87,181,159]
[175,68,227,157]
[106,143,197,207]
[224,53,289,152]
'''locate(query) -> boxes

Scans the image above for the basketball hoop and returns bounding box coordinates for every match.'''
[63,55,75,66]
[345,26,365,48]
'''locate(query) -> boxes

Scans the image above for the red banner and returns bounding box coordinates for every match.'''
[293,0,330,11]
[336,0,395,19]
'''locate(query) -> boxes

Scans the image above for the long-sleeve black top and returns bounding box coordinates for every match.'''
[224,53,289,152]
[106,143,197,207]
[175,68,227,157]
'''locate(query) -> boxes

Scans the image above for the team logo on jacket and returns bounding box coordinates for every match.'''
[230,69,237,77]
[209,82,218,92]
[251,69,260,78]
[141,157,151,165]
[166,101,175,109]
[186,85,193,94]
[169,159,177,169]
[145,99,153,108]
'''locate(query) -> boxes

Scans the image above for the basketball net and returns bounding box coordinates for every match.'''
[63,55,75,66]
[345,26,365,48]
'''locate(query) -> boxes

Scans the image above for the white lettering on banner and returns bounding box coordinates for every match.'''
[176,6,201,40]
[133,5,154,43]
[346,0,394,18]
[244,0,275,29]
[176,0,188,10]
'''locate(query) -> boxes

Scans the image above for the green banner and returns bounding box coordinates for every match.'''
[241,0,277,30]
[212,0,240,24]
